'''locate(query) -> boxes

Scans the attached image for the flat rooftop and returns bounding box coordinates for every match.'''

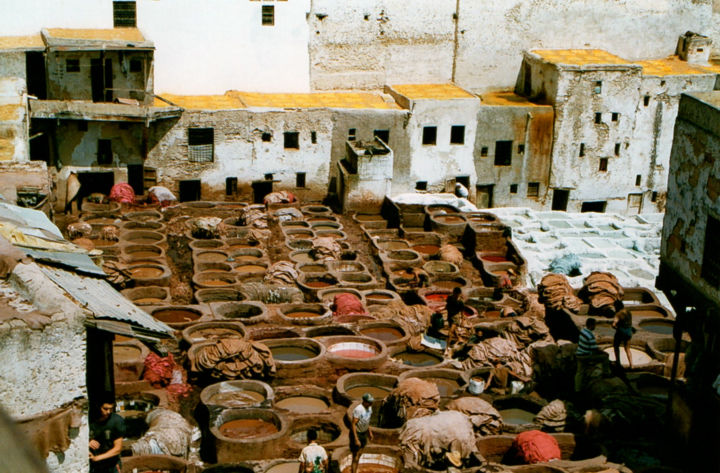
[0,34,44,51]
[390,83,476,100]
[637,56,716,76]
[156,91,399,110]
[44,28,146,43]
[480,91,550,107]
[531,49,630,66]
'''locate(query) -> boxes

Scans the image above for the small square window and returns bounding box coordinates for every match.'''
[348,128,356,141]
[450,125,465,145]
[594,113,602,124]
[480,147,488,157]
[635,175,641,186]
[66,59,80,73]
[614,143,621,156]
[494,140,513,166]
[284,131,299,149]
[527,182,539,198]
[415,181,428,191]
[262,5,275,25]
[510,184,518,194]
[261,132,272,142]
[296,172,306,188]
[422,126,437,146]
[129,59,142,73]
[579,143,585,157]
[660,80,666,86]
[374,129,389,144]
[651,191,658,202]
[644,96,650,106]
[599,158,608,172]
[611,113,619,122]
[113,1,136,28]
[77,121,88,132]
[264,173,274,180]
[594,80,602,94]
[518,144,525,154]
[311,131,317,144]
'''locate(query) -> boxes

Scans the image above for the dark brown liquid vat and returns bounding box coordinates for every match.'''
[219,418,278,439]
[360,327,403,342]
[153,309,200,323]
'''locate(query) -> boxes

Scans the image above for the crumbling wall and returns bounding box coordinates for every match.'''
[0,77,28,162]
[0,51,26,80]
[0,161,51,204]
[55,120,145,167]
[662,92,720,307]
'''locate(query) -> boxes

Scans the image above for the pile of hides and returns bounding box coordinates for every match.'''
[16,402,83,460]
[66,221,92,240]
[310,237,342,262]
[263,190,296,205]
[578,272,624,314]
[533,399,568,432]
[332,293,369,323]
[381,377,440,424]
[99,225,119,242]
[131,409,194,458]
[109,182,135,204]
[143,352,177,388]
[188,338,275,379]
[460,336,532,378]
[148,186,177,206]
[273,207,303,222]
[189,217,223,239]
[102,260,132,289]
[439,244,463,266]
[510,430,561,464]
[400,410,477,467]
[264,261,298,285]
[502,316,552,348]
[445,397,502,435]
[240,282,304,304]
[372,300,432,336]
[241,205,268,229]
[537,273,582,313]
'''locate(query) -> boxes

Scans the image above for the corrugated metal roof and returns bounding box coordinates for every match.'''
[0,202,63,241]
[39,266,173,337]
[23,249,105,277]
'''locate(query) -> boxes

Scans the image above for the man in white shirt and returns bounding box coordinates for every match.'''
[350,393,374,473]
[298,429,328,473]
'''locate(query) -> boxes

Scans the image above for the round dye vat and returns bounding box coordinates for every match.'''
[366,293,394,301]
[360,327,404,343]
[482,255,510,263]
[286,311,323,319]
[290,425,340,444]
[133,297,164,305]
[639,320,674,335]
[202,279,234,287]
[433,280,463,290]
[190,327,243,341]
[328,342,378,359]
[313,225,338,231]
[435,215,465,224]
[412,244,440,255]
[152,308,201,324]
[128,236,162,245]
[483,310,501,319]
[345,385,391,400]
[603,347,654,366]
[126,250,161,259]
[234,255,262,263]
[380,241,409,250]
[431,378,460,397]
[270,346,318,362]
[305,281,332,288]
[300,265,327,273]
[197,252,229,263]
[219,418,278,439]
[275,396,329,414]
[499,408,536,425]
[91,238,116,247]
[207,391,266,408]
[130,266,164,278]
[394,351,442,367]
[266,462,301,473]
[235,264,266,273]
[424,292,449,302]
[292,253,314,264]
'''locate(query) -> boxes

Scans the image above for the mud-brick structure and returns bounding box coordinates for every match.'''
[656,91,720,472]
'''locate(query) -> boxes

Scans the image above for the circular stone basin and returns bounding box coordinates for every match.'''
[201,380,273,409]
[376,239,410,251]
[399,369,466,397]
[385,250,420,261]
[307,215,338,223]
[305,325,357,338]
[89,238,117,247]
[123,230,164,245]
[289,250,315,264]
[286,230,314,240]
[331,261,366,273]
[423,260,458,275]
[122,286,169,305]
[289,419,342,445]
[603,346,654,367]
[639,318,674,335]
[337,449,402,473]
[271,346,319,361]
[412,244,440,256]
[322,336,387,370]
[312,223,341,232]
[432,278,466,290]
[226,238,261,251]
[265,461,301,473]
[234,262,268,274]
[337,372,398,404]
[434,214,467,224]
[363,290,399,304]
[629,307,669,320]
[358,322,407,345]
[298,263,328,273]
[281,304,328,319]
[264,338,325,363]
[123,244,164,260]
[194,288,246,303]
[499,408,537,425]
[151,306,202,325]
[125,210,162,222]
[281,221,311,230]
[327,341,379,359]
[183,321,246,344]
[121,220,165,231]
[128,264,165,279]
[194,271,237,287]
[275,396,329,414]
[391,350,443,367]
[287,239,313,251]
[196,261,233,273]
[215,302,267,324]
[302,205,332,215]
[114,343,143,363]
[316,230,345,240]
[219,418,278,439]
[302,274,339,289]
[195,250,230,263]
[189,239,225,251]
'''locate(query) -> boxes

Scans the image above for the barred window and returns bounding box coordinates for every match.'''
[113,1,137,27]
[262,5,275,25]
[188,128,214,163]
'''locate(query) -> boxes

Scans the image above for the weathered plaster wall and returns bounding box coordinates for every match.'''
[0,51,27,80]
[56,120,145,167]
[712,0,720,58]
[339,141,394,212]
[662,92,720,307]
[0,161,51,203]
[147,108,333,201]
[0,78,28,163]
[475,104,553,209]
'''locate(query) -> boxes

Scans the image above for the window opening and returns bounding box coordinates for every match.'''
[66,59,80,73]
[527,182,539,197]
[97,139,112,165]
[373,129,389,144]
[510,184,518,194]
[129,59,142,73]
[701,215,720,287]
[612,113,619,122]
[599,158,608,172]
[480,147,488,157]
[594,80,602,94]
[296,172,306,188]
[450,125,465,145]
[614,143,621,156]
[113,1,137,27]
[261,132,272,142]
[415,181,427,191]
[581,201,607,213]
[518,144,525,154]
[644,96,650,106]
[78,121,88,132]
[348,128,356,141]
[635,175,641,186]
[594,112,602,124]
[579,143,585,157]
[188,127,214,163]
[422,126,437,146]
[264,173,274,180]
[262,5,275,25]
[284,131,299,149]
[651,191,658,202]
[494,140,513,166]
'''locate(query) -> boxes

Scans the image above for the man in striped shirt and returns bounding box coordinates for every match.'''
[575,318,601,392]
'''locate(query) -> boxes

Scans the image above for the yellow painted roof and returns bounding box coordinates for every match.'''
[45,28,145,42]
[532,49,629,66]
[698,59,720,75]
[230,91,398,109]
[155,94,244,110]
[480,91,547,107]
[0,34,44,50]
[390,83,476,100]
[637,56,714,76]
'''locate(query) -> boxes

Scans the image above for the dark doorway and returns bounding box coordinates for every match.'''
[226,177,238,196]
[179,179,201,202]
[78,172,114,203]
[91,58,104,102]
[476,184,494,208]
[251,180,273,204]
[25,52,46,99]
[104,58,113,102]
[551,189,569,211]
[29,121,51,163]
[581,201,607,213]
[456,175,470,189]
[127,164,144,196]
[373,129,390,145]
[86,328,115,404]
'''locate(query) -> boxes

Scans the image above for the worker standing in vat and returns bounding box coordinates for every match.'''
[350,393,374,473]
[612,300,635,369]
[445,287,465,354]
[403,267,429,288]
[89,395,125,473]
[299,429,328,473]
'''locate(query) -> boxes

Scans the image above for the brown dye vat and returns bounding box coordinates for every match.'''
[114,346,141,362]
[91,239,116,247]
[203,279,234,286]
[434,280,462,289]
[300,265,327,273]
[130,267,163,278]
[293,253,314,264]
[381,241,408,250]
[286,311,323,318]
[198,253,228,263]
[413,244,440,255]
[288,233,312,239]
[500,408,536,425]
[228,244,256,250]
[346,385,391,400]
[219,419,278,439]
[482,255,510,263]
[153,309,200,323]
[271,346,317,361]
[360,327,403,343]
[236,265,266,273]
[631,309,665,319]
[275,396,329,414]
[306,281,331,288]
[130,238,161,245]
[436,216,465,224]
[129,250,161,258]
[432,378,460,397]
[191,328,243,341]
[267,462,301,473]
[133,297,164,305]
[234,255,261,263]
[208,391,265,407]
[395,351,442,367]
[331,349,377,359]
[324,233,344,240]
[314,225,338,231]
[367,293,393,301]
[342,465,397,473]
